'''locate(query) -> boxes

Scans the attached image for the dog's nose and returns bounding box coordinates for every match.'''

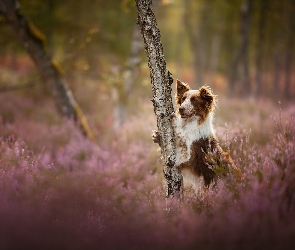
[179,107,184,114]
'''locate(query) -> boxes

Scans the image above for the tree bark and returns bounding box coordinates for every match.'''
[135,0,182,198]
[254,0,268,98]
[228,0,252,97]
[113,24,142,130]
[0,0,94,140]
[184,0,210,85]
[283,0,294,100]
[209,29,222,84]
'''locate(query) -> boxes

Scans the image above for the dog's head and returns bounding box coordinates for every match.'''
[175,79,216,124]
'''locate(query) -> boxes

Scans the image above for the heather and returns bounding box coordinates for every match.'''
[0,90,295,250]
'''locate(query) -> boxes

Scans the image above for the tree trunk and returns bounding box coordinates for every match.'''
[273,50,281,98]
[183,0,210,85]
[183,0,202,84]
[209,30,222,84]
[283,0,294,100]
[228,0,252,97]
[135,0,182,198]
[254,0,268,98]
[272,1,284,98]
[113,24,142,130]
[284,38,293,100]
[0,0,94,140]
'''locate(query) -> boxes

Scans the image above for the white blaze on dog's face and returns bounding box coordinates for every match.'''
[175,80,215,125]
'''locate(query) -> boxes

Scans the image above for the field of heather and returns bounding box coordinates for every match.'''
[0,85,294,249]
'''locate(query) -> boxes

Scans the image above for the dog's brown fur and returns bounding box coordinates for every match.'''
[176,81,216,125]
[153,79,242,188]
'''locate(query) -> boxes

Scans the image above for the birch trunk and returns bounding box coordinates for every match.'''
[135,0,182,198]
[113,24,142,130]
[0,0,94,140]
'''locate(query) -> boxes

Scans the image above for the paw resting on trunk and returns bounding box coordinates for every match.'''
[151,130,161,146]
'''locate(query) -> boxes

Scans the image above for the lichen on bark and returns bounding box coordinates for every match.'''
[135,0,182,198]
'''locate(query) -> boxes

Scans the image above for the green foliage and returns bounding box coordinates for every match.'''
[2,0,136,75]
[1,0,294,99]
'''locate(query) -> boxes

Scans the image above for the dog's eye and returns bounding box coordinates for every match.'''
[191,97,197,102]
[181,96,186,102]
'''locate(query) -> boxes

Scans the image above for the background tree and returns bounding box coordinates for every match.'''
[228,0,252,97]
[254,0,268,98]
[112,24,142,130]
[283,0,295,100]
[0,0,94,139]
[183,0,207,85]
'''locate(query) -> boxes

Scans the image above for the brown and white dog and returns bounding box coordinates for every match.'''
[152,79,241,191]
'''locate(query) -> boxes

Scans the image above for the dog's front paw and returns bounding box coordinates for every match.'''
[151,130,161,145]
[170,113,177,127]
[170,113,176,119]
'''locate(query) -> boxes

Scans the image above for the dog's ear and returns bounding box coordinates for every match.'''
[199,86,213,103]
[176,79,190,105]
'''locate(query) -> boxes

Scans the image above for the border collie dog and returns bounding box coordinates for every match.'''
[152,79,241,190]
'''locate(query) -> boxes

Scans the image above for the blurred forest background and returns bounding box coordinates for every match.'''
[0,0,294,132]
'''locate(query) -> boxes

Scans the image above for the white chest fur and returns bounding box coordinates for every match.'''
[173,113,215,166]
